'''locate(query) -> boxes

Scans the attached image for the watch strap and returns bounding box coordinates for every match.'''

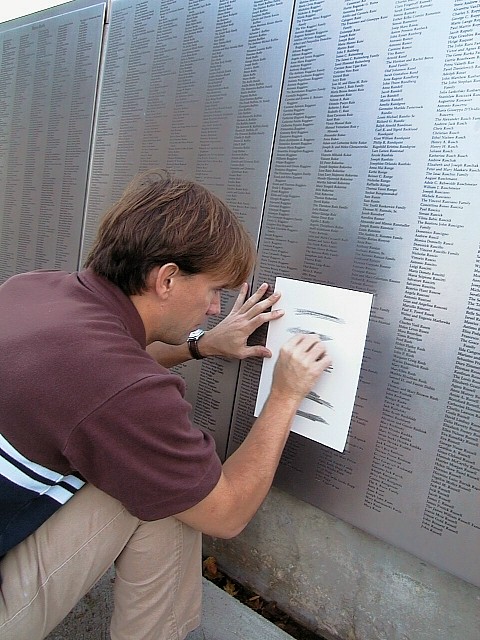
[187,331,205,359]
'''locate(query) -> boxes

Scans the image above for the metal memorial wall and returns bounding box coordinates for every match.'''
[228,0,480,587]
[0,0,106,282]
[0,0,478,587]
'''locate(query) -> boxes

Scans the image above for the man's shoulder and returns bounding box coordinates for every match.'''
[1,268,71,289]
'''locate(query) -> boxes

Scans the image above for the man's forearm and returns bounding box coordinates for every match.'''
[146,333,225,368]
[146,341,193,368]
[175,334,331,539]
[219,391,299,533]
[176,391,300,539]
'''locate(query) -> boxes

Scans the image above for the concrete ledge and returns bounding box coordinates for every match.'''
[47,568,294,640]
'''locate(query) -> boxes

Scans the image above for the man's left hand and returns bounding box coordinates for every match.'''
[200,282,283,359]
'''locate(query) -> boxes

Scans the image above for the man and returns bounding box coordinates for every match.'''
[0,169,331,640]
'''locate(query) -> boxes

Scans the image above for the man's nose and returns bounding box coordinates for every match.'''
[207,291,221,316]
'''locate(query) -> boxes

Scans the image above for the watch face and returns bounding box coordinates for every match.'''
[189,329,205,340]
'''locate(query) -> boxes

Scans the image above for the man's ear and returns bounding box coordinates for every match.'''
[153,263,180,299]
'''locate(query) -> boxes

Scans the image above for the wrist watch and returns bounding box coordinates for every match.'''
[187,329,205,359]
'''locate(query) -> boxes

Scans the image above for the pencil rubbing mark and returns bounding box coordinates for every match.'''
[287,327,332,341]
[305,391,333,409]
[295,308,345,324]
[296,410,328,424]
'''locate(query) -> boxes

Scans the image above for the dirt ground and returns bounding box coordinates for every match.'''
[202,557,326,640]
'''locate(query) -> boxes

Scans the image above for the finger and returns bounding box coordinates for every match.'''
[289,331,324,351]
[311,342,328,362]
[305,336,327,354]
[243,291,282,321]
[247,308,285,331]
[286,332,312,349]
[305,342,330,370]
[229,282,250,313]
[237,282,270,313]
[238,345,272,360]
[287,333,324,356]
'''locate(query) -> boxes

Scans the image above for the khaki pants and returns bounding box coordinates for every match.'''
[0,484,202,640]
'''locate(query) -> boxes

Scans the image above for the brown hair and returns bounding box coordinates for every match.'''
[84,169,256,295]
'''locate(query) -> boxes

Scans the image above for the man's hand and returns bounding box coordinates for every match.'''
[270,333,331,404]
[199,282,284,359]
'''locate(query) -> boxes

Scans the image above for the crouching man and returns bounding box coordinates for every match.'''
[0,169,331,640]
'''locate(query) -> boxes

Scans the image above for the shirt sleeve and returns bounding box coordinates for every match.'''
[63,372,222,520]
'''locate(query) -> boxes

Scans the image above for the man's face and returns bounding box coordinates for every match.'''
[157,271,225,345]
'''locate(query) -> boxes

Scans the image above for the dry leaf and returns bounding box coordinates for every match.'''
[224,579,238,597]
[202,556,218,580]
[247,595,262,611]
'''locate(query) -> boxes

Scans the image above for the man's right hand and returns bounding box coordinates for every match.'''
[270,333,331,404]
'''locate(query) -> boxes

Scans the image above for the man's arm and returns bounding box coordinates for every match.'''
[175,334,332,538]
[146,283,281,368]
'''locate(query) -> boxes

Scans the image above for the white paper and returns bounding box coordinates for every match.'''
[255,277,373,452]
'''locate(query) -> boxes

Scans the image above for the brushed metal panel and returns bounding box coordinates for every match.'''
[227,0,480,587]
[81,0,295,457]
[0,1,105,282]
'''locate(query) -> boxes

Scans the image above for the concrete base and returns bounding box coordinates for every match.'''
[204,487,480,640]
